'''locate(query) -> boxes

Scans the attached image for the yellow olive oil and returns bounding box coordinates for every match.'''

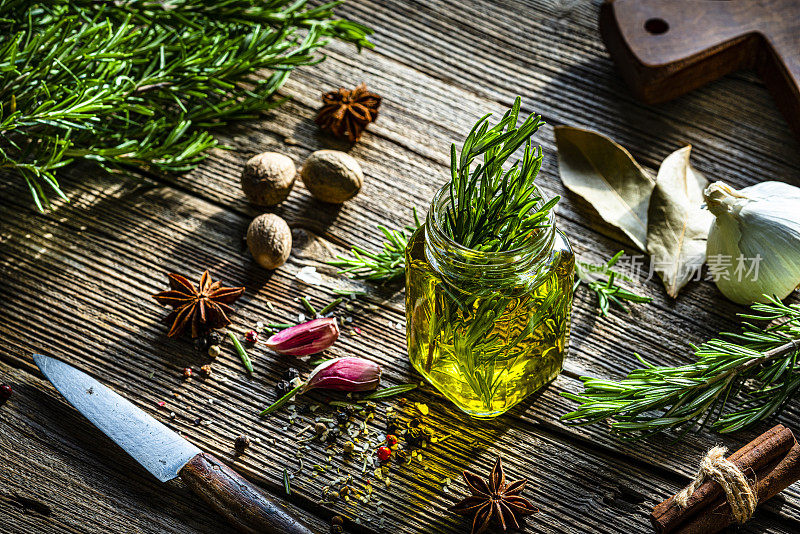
[405,225,574,418]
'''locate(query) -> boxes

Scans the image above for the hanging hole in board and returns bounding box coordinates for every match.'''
[644,18,669,35]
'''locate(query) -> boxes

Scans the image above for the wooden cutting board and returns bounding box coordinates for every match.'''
[599,0,800,140]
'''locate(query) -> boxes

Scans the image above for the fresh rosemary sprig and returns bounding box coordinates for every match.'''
[561,296,800,439]
[574,251,652,316]
[443,97,558,251]
[327,209,421,282]
[0,0,371,212]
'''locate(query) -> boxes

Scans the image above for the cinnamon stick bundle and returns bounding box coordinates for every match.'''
[651,424,800,534]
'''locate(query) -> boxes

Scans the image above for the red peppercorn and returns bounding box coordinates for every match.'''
[0,384,12,404]
[245,330,258,343]
[182,367,193,379]
[386,434,398,447]
[377,446,391,462]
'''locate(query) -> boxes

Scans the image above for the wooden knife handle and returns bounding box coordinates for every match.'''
[180,453,312,534]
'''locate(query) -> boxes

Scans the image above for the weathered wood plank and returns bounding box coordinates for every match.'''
[1,166,798,532]
[0,359,331,534]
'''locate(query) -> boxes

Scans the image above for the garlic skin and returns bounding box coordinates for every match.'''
[704,181,800,305]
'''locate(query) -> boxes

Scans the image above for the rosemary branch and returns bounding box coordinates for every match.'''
[0,0,371,212]
[561,296,800,439]
[574,251,652,316]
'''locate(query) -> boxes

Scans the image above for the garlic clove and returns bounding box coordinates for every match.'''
[704,181,800,305]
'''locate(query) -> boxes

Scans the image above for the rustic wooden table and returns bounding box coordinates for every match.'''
[2,1,800,533]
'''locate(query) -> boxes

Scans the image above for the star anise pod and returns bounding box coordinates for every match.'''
[152,271,244,338]
[315,83,381,143]
[451,457,538,534]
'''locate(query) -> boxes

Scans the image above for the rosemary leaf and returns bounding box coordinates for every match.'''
[362,384,418,400]
[283,468,291,495]
[259,384,304,416]
[229,331,254,375]
[574,251,651,317]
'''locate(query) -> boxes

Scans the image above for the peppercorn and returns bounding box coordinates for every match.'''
[408,416,422,428]
[336,410,349,424]
[386,434,398,447]
[245,330,259,343]
[208,345,222,359]
[385,415,399,435]
[326,428,340,443]
[182,367,193,379]
[0,384,11,404]
[314,422,327,437]
[283,367,300,381]
[342,441,355,455]
[406,428,424,448]
[339,486,350,498]
[377,446,391,462]
[331,516,344,526]
[275,379,291,396]
[200,364,213,379]
[397,397,408,406]
[198,330,223,352]
[234,434,250,454]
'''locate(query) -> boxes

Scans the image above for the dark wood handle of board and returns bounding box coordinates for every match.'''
[180,453,313,534]
[599,0,800,138]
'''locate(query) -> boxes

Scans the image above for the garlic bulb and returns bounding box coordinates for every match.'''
[704,180,800,305]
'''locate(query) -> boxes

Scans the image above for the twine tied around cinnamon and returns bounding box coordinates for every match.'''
[674,446,757,524]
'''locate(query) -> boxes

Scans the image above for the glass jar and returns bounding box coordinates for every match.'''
[405,186,574,418]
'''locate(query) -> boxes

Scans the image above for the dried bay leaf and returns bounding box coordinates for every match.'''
[646,146,713,297]
[554,126,655,252]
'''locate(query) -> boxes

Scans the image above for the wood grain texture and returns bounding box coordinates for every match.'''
[1,0,800,532]
[180,453,313,534]
[600,0,800,138]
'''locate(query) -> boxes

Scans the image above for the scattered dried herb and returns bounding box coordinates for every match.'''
[315,83,382,142]
[451,457,538,534]
[228,331,254,375]
[283,467,291,495]
[152,271,244,338]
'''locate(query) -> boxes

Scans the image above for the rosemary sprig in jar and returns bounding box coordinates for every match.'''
[561,296,800,439]
[329,227,650,317]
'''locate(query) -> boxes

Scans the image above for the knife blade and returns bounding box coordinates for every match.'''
[33,354,312,534]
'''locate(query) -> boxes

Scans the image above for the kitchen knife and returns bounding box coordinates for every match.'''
[33,354,312,534]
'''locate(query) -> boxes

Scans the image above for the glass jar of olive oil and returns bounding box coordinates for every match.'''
[405,186,574,418]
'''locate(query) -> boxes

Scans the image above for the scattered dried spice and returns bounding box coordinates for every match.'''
[245,330,259,343]
[200,364,213,379]
[451,457,538,534]
[234,434,250,454]
[0,384,12,404]
[315,83,381,142]
[182,367,193,379]
[152,271,244,338]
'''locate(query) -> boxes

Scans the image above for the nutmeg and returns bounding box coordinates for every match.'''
[300,150,363,204]
[241,152,296,206]
[247,213,292,270]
